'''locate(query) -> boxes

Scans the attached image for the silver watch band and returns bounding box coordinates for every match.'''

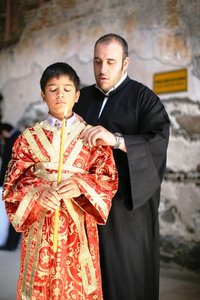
[113,132,123,149]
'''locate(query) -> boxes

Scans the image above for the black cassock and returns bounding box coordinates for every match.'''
[74,76,170,300]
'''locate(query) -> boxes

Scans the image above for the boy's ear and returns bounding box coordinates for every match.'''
[41,91,46,101]
[75,91,80,103]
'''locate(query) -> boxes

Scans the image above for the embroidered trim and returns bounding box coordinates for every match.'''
[21,211,46,299]
[12,186,45,228]
[34,124,55,158]
[65,139,83,167]
[20,120,98,296]
[75,177,108,217]
[21,225,34,298]
[63,198,97,294]
[34,161,88,181]
[23,128,47,162]
[21,293,30,300]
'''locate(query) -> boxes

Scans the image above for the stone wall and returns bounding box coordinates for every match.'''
[0,0,200,270]
[160,96,200,270]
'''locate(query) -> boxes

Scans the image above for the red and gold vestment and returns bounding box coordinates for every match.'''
[3,119,118,300]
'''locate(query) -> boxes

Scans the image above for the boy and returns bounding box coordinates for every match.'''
[2,62,118,300]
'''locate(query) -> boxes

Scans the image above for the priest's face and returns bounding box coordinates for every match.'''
[93,40,129,92]
[41,75,80,120]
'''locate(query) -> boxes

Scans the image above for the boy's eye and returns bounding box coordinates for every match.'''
[49,88,71,92]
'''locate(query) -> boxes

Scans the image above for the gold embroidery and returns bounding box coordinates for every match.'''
[65,139,83,167]
[21,211,46,299]
[23,128,47,162]
[34,161,88,181]
[21,293,30,300]
[12,186,45,228]
[33,124,55,158]
[63,198,97,294]
[21,119,99,297]
[27,211,46,298]
[21,225,34,297]
[39,120,85,163]
[25,120,86,166]
[74,177,108,216]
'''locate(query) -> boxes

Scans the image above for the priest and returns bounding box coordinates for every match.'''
[74,33,170,300]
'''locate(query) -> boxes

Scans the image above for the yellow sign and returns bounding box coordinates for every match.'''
[153,69,187,94]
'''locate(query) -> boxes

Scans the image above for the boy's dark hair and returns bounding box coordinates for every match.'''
[95,33,129,61]
[0,123,13,134]
[40,62,80,93]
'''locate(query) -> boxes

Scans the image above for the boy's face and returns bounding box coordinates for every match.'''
[41,75,80,120]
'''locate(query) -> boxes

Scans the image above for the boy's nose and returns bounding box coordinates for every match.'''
[56,92,64,98]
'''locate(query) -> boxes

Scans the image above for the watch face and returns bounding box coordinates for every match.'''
[113,133,123,149]
[114,132,123,137]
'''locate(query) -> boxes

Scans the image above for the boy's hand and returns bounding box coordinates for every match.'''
[38,187,60,211]
[57,179,81,199]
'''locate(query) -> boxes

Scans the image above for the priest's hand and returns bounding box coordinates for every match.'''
[80,125,116,147]
[38,187,61,212]
[57,179,81,199]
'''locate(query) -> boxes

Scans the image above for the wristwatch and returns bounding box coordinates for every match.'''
[113,132,123,149]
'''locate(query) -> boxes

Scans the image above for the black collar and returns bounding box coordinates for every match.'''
[95,76,130,97]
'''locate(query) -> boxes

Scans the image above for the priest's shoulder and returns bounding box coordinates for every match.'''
[127,79,160,104]
[128,78,155,95]
[80,84,96,95]
[74,84,96,113]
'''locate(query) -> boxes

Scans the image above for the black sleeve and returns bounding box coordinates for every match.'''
[124,88,170,210]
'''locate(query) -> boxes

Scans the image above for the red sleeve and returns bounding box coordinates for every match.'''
[3,134,47,232]
[71,145,118,224]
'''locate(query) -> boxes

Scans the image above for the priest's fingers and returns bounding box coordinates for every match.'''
[80,125,102,146]
[79,124,93,139]
[83,125,116,147]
